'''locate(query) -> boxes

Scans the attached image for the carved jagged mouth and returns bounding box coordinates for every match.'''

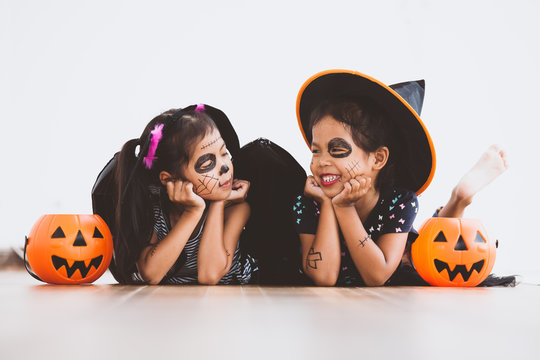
[51,255,103,278]
[434,259,485,281]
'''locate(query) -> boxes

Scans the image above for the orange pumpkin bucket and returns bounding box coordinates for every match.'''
[25,214,113,284]
[411,217,496,287]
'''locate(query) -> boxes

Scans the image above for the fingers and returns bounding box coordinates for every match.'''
[304,175,325,200]
[166,180,185,201]
[165,180,179,202]
[349,178,361,193]
[166,180,197,202]
[333,176,372,207]
[342,181,352,194]
[232,179,250,191]
[185,181,195,194]
[234,185,249,199]
[353,176,372,193]
[305,176,320,191]
[227,179,250,204]
[331,182,350,206]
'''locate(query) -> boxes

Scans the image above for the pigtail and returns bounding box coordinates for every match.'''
[114,137,155,284]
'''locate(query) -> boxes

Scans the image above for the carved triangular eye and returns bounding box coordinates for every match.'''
[93,227,103,238]
[454,235,468,251]
[474,232,486,243]
[51,227,66,238]
[433,231,447,242]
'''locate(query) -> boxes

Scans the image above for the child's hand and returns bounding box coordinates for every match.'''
[332,175,372,208]
[226,179,250,205]
[304,175,330,203]
[165,179,206,211]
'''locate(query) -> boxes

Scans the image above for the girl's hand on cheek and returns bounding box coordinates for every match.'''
[332,175,372,207]
[166,180,206,211]
[226,179,250,204]
[304,175,329,203]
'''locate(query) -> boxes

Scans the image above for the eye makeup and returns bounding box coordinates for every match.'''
[328,137,352,158]
[194,153,216,174]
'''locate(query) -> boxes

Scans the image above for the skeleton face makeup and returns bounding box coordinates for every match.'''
[310,115,375,198]
[183,128,233,200]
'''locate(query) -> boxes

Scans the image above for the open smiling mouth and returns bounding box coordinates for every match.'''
[320,175,341,186]
[51,255,103,278]
[434,259,485,281]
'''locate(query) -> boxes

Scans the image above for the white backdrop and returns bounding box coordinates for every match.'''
[2,0,539,282]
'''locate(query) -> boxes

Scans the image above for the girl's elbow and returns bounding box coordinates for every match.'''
[198,265,228,285]
[313,277,338,287]
[365,280,384,287]
[146,277,162,285]
[364,274,389,287]
[140,270,164,285]
[309,271,338,287]
[198,257,230,285]
[198,272,222,285]
[137,257,165,285]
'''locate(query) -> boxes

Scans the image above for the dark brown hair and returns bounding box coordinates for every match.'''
[309,97,396,191]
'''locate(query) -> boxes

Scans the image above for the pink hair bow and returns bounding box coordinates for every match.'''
[143,124,164,169]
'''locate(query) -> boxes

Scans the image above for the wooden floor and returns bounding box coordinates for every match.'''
[1,269,538,360]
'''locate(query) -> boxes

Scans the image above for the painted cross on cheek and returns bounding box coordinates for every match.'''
[345,160,361,179]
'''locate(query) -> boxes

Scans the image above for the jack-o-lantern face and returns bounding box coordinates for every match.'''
[26,214,113,284]
[411,217,496,287]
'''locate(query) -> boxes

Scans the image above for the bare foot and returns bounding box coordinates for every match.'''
[454,144,508,201]
[439,145,508,218]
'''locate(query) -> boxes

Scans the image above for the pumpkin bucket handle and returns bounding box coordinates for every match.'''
[24,236,44,283]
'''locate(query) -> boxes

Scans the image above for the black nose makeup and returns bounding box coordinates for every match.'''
[219,164,230,175]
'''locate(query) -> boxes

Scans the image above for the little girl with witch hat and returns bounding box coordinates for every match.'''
[294,70,515,286]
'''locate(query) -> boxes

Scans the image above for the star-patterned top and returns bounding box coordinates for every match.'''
[293,187,418,286]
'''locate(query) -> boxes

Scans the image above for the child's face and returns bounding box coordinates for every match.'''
[183,128,233,201]
[310,115,376,198]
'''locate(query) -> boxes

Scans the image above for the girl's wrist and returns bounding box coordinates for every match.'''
[332,201,355,208]
[208,200,226,209]
[332,204,358,217]
[183,203,206,215]
[319,197,333,206]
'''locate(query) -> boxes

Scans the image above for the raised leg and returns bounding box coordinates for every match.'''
[438,145,509,218]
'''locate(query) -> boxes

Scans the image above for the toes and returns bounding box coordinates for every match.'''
[486,144,509,169]
[498,148,510,169]
[488,144,502,153]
